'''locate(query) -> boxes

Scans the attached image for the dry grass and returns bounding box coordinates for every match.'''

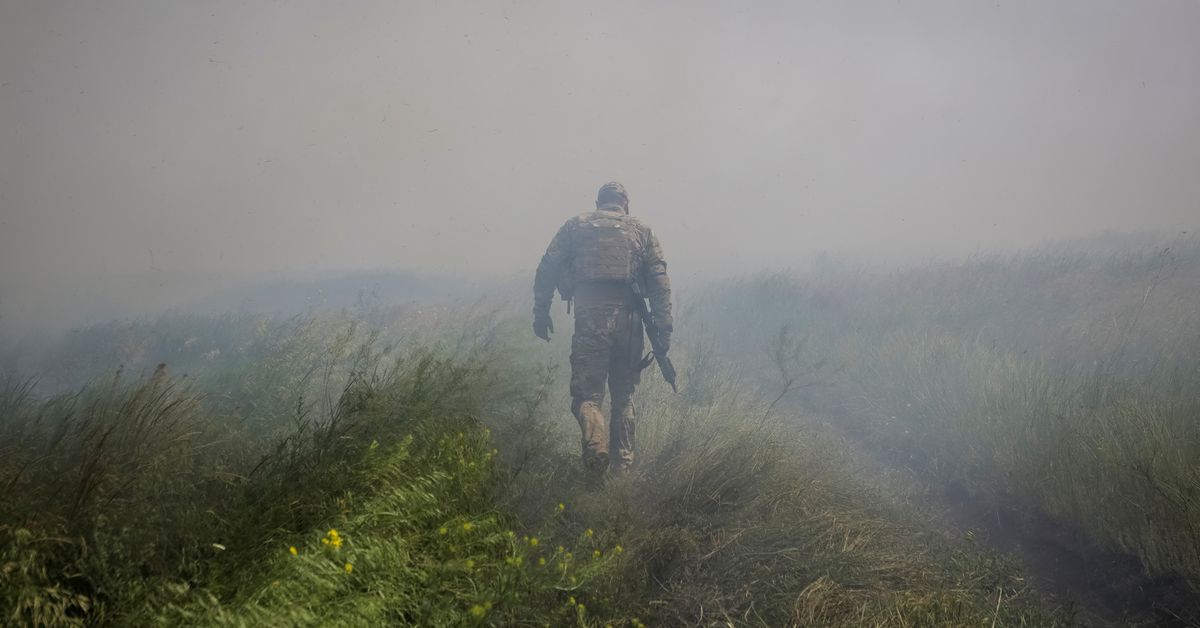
[690,237,1200,620]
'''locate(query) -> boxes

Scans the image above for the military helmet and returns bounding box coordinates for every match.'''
[596,181,628,205]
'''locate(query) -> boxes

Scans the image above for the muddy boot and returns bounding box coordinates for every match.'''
[609,395,635,475]
[583,451,610,489]
[573,398,609,470]
[609,458,632,477]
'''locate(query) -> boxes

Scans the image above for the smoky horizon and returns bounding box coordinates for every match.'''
[2,0,1198,336]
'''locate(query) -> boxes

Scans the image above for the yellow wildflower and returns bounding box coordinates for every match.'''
[593,549,601,559]
[538,557,546,566]
[344,562,353,574]
[585,528,594,538]
[556,503,565,512]
[614,545,623,554]
[465,559,475,570]
[568,596,576,606]
[462,522,474,533]
[469,605,487,618]
[439,527,449,535]
[529,537,539,547]
[289,546,298,556]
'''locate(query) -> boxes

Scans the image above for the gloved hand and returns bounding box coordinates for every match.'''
[533,312,554,342]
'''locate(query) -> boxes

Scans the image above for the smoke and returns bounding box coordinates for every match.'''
[2,0,1198,336]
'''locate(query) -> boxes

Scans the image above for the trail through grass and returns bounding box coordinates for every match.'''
[5,238,1196,626]
[2,306,1070,626]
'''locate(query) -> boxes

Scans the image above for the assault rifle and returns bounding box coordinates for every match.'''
[632,282,677,393]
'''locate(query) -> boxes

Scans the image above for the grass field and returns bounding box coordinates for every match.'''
[690,237,1200,622]
[3,302,1071,626]
[2,237,1196,626]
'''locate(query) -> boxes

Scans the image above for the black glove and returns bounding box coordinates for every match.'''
[533,313,554,342]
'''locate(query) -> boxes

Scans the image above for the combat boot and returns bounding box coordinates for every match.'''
[583,451,610,489]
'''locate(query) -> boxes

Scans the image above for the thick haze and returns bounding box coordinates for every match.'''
[2,0,1198,335]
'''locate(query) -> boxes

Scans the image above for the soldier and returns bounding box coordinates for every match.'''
[533,181,673,476]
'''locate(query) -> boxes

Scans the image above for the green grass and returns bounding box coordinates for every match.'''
[515,359,1063,626]
[1,312,509,626]
[155,424,621,627]
[690,238,1200,611]
[2,304,1069,626]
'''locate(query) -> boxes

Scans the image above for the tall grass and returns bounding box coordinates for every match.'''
[527,354,1064,626]
[690,238,1200,609]
[3,304,1069,626]
[0,309,509,626]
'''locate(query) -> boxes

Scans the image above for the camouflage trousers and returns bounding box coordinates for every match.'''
[569,297,644,473]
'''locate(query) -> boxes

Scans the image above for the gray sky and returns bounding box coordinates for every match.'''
[1,0,1198,334]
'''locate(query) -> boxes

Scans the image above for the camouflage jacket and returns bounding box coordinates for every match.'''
[533,207,672,332]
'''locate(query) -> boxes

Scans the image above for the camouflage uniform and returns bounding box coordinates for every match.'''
[533,182,672,473]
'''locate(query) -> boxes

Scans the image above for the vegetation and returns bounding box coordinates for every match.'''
[3,237,1195,626]
[3,301,1066,626]
[691,237,1200,622]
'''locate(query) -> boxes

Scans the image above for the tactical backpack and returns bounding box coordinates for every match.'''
[572,212,638,284]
